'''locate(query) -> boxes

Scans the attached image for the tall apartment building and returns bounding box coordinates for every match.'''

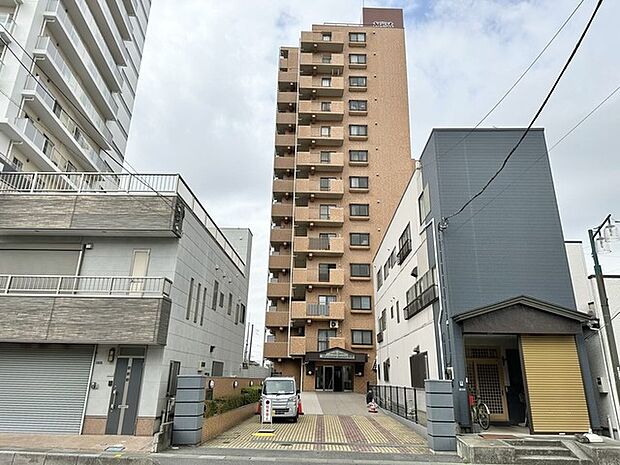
[0,0,150,174]
[264,8,415,394]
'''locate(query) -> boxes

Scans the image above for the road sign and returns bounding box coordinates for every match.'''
[261,398,272,424]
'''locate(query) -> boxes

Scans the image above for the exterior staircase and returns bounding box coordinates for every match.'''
[505,439,592,465]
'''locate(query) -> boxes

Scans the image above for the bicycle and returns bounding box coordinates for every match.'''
[469,393,491,430]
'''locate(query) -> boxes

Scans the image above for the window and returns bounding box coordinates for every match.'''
[350,263,370,278]
[65,160,77,172]
[410,352,428,388]
[349,125,368,136]
[376,270,383,289]
[320,151,332,163]
[351,295,372,311]
[383,261,389,280]
[349,100,367,111]
[219,291,224,308]
[320,126,331,137]
[235,303,240,325]
[418,187,431,224]
[319,263,336,282]
[349,76,367,87]
[321,77,331,87]
[352,330,373,345]
[200,287,207,325]
[383,359,391,382]
[319,204,333,220]
[349,32,366,42]
[318,329,337,351]
[398,223,412,264]
[211,281,219,310]
[396,300,400,324]
[193,283,202,323]
[185,278,194,320]
[321,54,332,63]
[227,293,233,315]
[240,304,246,324]
[321,32,332,41]
[350,204,369,217]
[349,54,367,64]
[320,177,332,190]
[404,268,438,319]
[380,309,387,331]
[349,150,368,162]
[349,176,368,189]
[321,101,331,111]
[212,361,224,377]
[11,157,23,170]
[350,232,370,246]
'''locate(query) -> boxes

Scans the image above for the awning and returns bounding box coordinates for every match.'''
[305,347,368,363]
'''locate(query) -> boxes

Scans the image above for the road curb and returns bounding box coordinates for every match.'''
[0,450,156,465]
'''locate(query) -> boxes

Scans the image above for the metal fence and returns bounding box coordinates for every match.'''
[369,384,426,425]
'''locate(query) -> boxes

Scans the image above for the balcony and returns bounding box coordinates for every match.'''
[268,254,291,271]
[276,111,297,128]
[0,275,172,345]
[22,77,109,171]
[273,156,295,174]
[298,101,344,123]
[264,341,288,359]
[293,268,344,288]
[0,172,246,273]
[0,13,15,44]
[274,133,295,154]
[271,202,293,221]
[272,178,293,197]
[300,52,344,75]
[294,236,344,256]
[290,336,307,356]
[108,0,132,40]
[270,227,293,245]
[0,117,60,172]
[44,0,121,114]
[299,76,344,98]
[277,92,297,112]
[294,206,344,226]
[277,71,297,92]
[300,31,344,52]
[291,301,345,321]
[297,126,344,148]
[296,151,344,172]
[295,178,344,198]
[265,310,289,328]
[87,0,126,64]
[32,37,111,145]
[267,280,289,299]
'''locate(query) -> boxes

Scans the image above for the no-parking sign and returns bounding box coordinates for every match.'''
[261,398,272,424]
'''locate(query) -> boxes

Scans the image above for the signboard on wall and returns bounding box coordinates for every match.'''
[362,7,404,29]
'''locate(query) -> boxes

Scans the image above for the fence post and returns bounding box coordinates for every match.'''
[414,387,418,423]
[404,387,408,420]
[396,386,400,416]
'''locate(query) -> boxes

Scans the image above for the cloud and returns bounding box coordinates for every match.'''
[126,0,620,360]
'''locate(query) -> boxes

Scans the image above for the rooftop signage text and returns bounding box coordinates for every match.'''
[372,20,395,28]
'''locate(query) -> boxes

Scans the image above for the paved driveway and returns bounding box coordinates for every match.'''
[201,393,429,454]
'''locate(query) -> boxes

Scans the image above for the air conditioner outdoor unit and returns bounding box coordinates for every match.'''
[329,320,339,329]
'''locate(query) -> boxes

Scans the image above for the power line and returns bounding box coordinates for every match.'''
[442,0,604,224]
[447,83,620,236]
[426,0,586,165]
[0,25,176,211]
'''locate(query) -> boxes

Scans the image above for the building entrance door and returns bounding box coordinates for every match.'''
[465,346,509,423]
[334,366,343,392]
[105,349,145,435]
[315,365,335,391]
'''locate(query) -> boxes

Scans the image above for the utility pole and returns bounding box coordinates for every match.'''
[248,323,254,363]
[589,214,620,406]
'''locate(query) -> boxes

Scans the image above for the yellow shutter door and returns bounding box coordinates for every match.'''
[520,335,590,433]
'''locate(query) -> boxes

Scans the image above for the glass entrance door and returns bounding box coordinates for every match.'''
[315,366,335,391]
[343,365,353,391]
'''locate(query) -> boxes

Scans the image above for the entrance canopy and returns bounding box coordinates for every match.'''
[306,347,368,363]
[454,295,590,334]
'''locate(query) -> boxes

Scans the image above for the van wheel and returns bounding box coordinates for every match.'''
[292,414,298,423]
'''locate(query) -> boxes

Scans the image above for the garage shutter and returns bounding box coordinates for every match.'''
[520,335,590,433]
[0,344,94,433]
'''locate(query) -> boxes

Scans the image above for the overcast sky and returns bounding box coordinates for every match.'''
[125,0,619,362]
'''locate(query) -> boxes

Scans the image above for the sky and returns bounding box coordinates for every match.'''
[125,0,620,362]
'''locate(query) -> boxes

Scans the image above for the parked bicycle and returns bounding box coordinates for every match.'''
[469,392,490,430]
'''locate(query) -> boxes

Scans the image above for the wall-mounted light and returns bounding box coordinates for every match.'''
[249,380,254,386]
[85,243,93,250]
[413,345,420,354]
[232,380,239,389]
[210,345,216,353]
[107,348,116,363]
[208,379,215,389]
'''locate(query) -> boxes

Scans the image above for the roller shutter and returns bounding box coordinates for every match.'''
[0,344,94,433]
[520,335,589,433]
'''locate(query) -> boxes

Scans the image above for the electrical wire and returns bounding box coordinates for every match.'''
[443,0,604,224]
[447,83,620,236]
[430,0,587,164]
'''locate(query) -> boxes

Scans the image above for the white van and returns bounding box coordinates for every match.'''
[261,377,300,422]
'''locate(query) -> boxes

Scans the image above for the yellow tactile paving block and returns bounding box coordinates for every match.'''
[202,414,429,454]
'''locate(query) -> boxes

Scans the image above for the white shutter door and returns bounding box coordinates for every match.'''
[0,344,94,433]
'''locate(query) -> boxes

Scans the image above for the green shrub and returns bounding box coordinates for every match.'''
[203,386,262,418]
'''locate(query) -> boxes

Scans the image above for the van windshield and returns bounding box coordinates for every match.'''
[263,380,295,395]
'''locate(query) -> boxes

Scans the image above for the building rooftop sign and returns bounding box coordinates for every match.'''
[362,7,404,29]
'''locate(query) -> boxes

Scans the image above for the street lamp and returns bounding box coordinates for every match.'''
[589,214,620,406]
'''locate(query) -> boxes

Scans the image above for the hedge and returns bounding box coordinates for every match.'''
[204,386,261,418]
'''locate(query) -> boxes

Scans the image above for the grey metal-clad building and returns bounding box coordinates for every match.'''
[419,128,599,433]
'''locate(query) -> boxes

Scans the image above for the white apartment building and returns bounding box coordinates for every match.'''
[0,0,150,173]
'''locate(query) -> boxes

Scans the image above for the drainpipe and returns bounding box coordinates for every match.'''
[75,243,87,276]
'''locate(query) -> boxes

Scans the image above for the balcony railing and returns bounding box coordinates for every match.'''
[24,77,109,171]
[404,285,438,320]
[45,0,118,114]
[0,13,16,38]
[0,275,171,297]
[307,303,330,316]
[0,172,246,273]
[397,240,412,264]
[34,36,110,139]
[14,117,65,169]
